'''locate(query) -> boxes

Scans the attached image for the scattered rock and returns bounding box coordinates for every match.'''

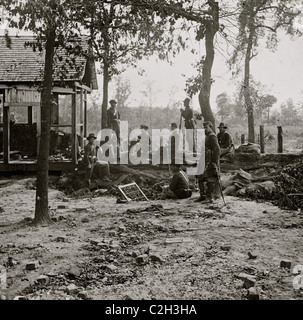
[75,207,87,212]
[108,231,117,237]
[36,275,49,285]
[136,254,148,264]
[236,273,257,281]
[46,271,57,277]
[7,242,15,248]
[26,260,40,271]
[51,217,60,222]
[8,257,18,266]
[78,291,90,300]
[124,294,136,300]
[243,276,257,289]
[13,296,28,300]
[81,217,89,223]
[248,251,258,259]
[57,205,68,209]
[147,245,157,253]
[67,265,81,278]
[220,245,231,252]
[106,264,118,272]
[66,284,79,294]
[56,236,67,242]
[110,244,120,250]
[90,239,102,246]
[280,260,292,269]
[137,221,145,227]
[150,254,164,264]
[118,226,126,232]
[0,295,6,300]
[131,251,140,258]
[247,287,259,300]
[62,198,70,202]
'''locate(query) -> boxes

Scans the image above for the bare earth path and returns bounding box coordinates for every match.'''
[0,176,302,300]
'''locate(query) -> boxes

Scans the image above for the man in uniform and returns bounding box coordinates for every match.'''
[195,121,220,203]
[107,99,121,142]
[217,122,234,156]
[161,164,192,199]
[84,133,111,187]
[180,97,196,153]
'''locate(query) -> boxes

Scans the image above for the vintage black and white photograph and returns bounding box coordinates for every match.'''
[0,0,303,304]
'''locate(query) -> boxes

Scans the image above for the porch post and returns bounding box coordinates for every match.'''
[71,86,77,165]
[3,104,10,165]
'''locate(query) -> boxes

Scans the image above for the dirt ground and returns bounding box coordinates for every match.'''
[0,174,302,300]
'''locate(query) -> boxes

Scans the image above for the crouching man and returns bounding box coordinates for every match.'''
[84,133,111,187]
[161,164,192,200]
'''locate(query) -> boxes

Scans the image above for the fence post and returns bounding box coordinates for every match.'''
[277,126,283,153]
[241,134,245,144]
[260,125,265,154]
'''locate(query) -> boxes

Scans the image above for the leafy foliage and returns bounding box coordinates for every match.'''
[273,160,303,210]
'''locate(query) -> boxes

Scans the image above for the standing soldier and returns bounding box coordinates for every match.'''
[195,121,220,203]
[107,99,121,143]
[180,97,196,153]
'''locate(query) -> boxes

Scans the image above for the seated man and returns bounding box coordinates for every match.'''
[161,164,192,199]
[84,133,111,187]
[217,123,234,156]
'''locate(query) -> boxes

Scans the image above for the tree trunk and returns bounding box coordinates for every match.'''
[244,14,255,143]
[101,31,109,130]
[34,28,56,226]
[101,57,109,129]
[198,0,219,131]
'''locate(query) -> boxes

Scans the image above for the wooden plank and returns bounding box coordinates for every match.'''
[75,81,92,92]
[4,102,41,107]
[52,86,74,94]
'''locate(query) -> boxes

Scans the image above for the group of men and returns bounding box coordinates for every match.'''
[83,97,234,203]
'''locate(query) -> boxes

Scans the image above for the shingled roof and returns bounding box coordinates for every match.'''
[0,35,98,89]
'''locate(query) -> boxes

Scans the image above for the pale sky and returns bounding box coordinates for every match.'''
[2,3,303,114]
[102,29,303,113]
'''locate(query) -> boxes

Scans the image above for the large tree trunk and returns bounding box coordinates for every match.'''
[101,57,109,129]
[34,28,56,226]
[198,0,219,131]
[244,15,255,143]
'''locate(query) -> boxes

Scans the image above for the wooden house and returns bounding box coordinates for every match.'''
[0,35,98,172]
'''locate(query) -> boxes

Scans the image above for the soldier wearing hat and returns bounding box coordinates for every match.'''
[161,164,192,200]
[195,121,220,203]
[107,99,121,142]
[180,97,196,153]
[84,133,111,187]
[217,122,234,156]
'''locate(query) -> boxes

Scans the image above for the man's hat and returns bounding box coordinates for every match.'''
[218,122,228,129]
[109,99,117,105]
[86,133,97,141]
[171,122,177,127]
[203,121,214,129]
[140,124,149,130]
